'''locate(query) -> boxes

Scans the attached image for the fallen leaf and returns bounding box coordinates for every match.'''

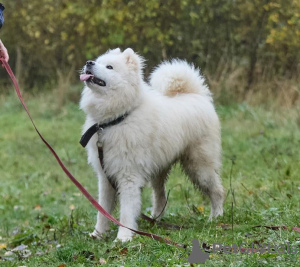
[99,258,107,265]
[58,265,66,267]
[44,224,51,229]
[120,247,128,255]
[218,223,231,230]
[253,225,288,231]
[34,205,42,211]
[197,206,204,213]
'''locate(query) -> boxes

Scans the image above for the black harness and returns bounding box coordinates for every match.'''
[80,113,128,170]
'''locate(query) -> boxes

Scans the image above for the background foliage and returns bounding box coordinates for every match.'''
[0,0,300,102]
[0,1,299,265]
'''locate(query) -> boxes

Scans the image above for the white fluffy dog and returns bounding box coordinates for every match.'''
[79,48,224,242]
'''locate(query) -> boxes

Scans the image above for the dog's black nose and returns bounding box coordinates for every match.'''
[86,60,95,66]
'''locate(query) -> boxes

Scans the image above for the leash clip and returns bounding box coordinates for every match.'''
[96,126,104,148]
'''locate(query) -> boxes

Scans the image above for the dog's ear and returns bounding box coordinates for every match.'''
[123,48,144,71]
[109,48,121,54]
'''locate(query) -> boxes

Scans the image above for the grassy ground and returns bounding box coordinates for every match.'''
[0,92,299,266]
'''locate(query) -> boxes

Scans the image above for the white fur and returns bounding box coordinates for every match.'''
[150,60,212,98]
[80,48,224,242]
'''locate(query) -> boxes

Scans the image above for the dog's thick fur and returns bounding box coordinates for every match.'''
[80,48,224,242]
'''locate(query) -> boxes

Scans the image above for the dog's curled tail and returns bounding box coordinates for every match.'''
[149,60,212,99]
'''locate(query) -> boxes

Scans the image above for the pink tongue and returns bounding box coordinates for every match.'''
[80,74,93,81]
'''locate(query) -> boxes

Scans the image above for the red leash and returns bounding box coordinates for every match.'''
[1,58,184,248]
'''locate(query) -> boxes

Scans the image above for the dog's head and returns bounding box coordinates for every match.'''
[80,48,145,120]
[80,48,144,93]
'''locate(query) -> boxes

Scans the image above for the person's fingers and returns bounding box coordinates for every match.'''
[3,46,9,62]
[4,50,9,62]
[0,39,9,62]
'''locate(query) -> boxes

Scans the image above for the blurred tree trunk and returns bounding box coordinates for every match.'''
[246,0,270,91]
[161,46,167,60]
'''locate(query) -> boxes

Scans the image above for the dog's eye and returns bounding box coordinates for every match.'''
[106,65,113,70]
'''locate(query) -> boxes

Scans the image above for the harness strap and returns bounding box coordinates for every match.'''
[80,123,99,148]
[1,58,185,249]
[80,114,127,148]
[80,116,128,189]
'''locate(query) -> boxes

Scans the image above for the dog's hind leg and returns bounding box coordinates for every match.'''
[90,173,116,239]
[150,167,171,220]
[181,143,224,220]
[194,166,224,220]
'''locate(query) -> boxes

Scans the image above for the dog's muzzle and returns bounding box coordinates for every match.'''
[80,61,106,87]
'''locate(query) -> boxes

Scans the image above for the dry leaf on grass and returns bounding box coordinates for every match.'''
[218,223,231,230]
[197,206,204,213]
[119,247,128,256]
[99,258,107,265]
[34,205,41,210]
[253,225,288,231]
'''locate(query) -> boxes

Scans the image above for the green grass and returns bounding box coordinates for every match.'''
[0,92,299,266]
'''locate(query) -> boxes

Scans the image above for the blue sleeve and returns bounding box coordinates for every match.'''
[0,10,4,29]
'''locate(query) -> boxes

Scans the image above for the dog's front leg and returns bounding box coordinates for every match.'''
[116,182,142,242]
[90,173,116,239]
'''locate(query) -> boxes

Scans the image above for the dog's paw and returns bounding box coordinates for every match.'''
[208,209,223,221]
[89,229,103,240]
[114,235,133,243]
[115,228,135,243]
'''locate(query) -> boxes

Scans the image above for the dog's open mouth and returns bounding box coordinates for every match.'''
[80,71,106,87]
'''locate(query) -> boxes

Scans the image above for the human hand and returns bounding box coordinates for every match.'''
[0,39,9,62]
